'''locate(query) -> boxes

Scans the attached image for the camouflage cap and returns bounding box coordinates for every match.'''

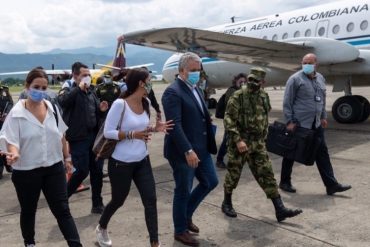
[248,67,266,81]
[103,70,112,77]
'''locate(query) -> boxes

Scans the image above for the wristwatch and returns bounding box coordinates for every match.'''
[185,149,194,156]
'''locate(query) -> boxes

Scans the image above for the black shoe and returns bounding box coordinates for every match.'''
[5,165,12,173]
[91,205,105,214]
[221,202,237,217]
[271,196,302,222]
[326,183,352,195]
[279,183,296,193]
[216,160,227,169]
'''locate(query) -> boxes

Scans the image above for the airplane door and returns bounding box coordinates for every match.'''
[315,20,330,37]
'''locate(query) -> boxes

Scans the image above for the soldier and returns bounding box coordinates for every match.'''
[96,70,121,109]
[0,83,13,178]
[221,67,303,222]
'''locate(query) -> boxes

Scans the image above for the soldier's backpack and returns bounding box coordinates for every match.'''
[215,93,226,119]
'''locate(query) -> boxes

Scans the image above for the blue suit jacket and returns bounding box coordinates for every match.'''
[162,78,217,161]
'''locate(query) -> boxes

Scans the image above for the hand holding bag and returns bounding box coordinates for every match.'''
[93,102,126,159]
[266,121,320,166]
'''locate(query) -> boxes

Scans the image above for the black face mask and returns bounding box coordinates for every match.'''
[247,80,261,91]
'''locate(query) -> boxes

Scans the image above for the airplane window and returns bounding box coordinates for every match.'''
[332,25,340,34]
[318,27,325,36]
[282,33,288,39]
[272,34,278,41]
[294,31,300,37]
[347,22,354,32]
[360,20,368,31]
[305,29,311,37]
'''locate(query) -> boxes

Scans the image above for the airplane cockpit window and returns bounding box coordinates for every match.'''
[360,20,368,31]
[272,34,278,41]
[294,31,300,38]
[305,29,311,37]
[282,33,288,39]
[332,25,340,34]
[318,27,325,36]
[347,22,354,32]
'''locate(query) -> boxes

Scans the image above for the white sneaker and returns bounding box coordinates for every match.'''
[95,225,112,247]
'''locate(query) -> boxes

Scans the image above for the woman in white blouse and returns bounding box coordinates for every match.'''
[0,68,82,247]
[95,68,172,247]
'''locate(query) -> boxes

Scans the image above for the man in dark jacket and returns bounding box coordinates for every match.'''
[58,63,108,214]
[162,52,218,247]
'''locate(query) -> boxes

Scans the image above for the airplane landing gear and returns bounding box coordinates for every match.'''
[332,95,370,123]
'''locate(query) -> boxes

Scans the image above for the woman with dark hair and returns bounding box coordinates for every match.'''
[0,68,82,247]
[95,68,173,247]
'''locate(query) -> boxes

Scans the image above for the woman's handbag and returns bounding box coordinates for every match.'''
[93,102,126,159]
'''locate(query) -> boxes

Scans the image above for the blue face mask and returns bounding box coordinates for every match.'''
[187,71,200,85]
[28,88,46,102]
[302,64,315,74]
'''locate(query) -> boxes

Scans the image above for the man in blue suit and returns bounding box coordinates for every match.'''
[162,52,218,247]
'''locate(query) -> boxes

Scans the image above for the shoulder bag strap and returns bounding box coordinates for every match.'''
[51,102,59,127]
[116,100,126,130]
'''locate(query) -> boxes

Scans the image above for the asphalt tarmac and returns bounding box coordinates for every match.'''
[0,84,369,246]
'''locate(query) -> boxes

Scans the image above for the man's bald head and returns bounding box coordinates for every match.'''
[302,53,317,64]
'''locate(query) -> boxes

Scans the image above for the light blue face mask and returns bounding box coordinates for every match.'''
[187,71,200,85]
[302,64,315,74]
[28,88,47,102]
[144,82,152,94]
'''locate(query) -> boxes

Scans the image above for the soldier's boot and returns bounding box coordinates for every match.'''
[271,196,302,222]
[221,191,237,218]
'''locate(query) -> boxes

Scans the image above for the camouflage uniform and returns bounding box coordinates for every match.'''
[96,80,121,108]
[223,68,279,199]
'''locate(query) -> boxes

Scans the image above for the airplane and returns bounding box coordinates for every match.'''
[122,0,370,124]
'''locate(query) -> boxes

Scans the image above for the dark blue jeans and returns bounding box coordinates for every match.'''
[168,153,218,234]
[281,126,338,188]
[217,132,228,162]
[68,132,104,207]
[12,162,82,246]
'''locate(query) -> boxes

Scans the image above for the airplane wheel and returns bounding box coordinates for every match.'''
[354,95,370,122]
[332,96,362,123]
[208,98,217,109]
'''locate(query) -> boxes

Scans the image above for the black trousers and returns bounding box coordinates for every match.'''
[99,156,158,242]
[280,126,338,188]
[12,162,82,246]
[68,132,104,207]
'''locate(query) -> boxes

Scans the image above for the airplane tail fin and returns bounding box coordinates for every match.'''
[113,35,126,69]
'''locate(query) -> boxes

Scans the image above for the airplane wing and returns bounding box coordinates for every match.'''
[96,63,154,70]
[123,27,360,71]
[0,69,71,76]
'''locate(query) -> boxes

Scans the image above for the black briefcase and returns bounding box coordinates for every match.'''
[266,121,321,166]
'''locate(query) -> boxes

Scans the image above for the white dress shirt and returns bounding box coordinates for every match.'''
[0,100,68,170]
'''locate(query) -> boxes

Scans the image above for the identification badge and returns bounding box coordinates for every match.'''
[314,95,321,102]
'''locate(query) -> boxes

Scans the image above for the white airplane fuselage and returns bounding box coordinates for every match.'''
[162,0,370,88]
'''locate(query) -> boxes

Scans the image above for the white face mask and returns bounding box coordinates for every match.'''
[81,76,91,87]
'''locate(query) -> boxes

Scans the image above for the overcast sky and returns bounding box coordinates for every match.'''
[0,0,340,54]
